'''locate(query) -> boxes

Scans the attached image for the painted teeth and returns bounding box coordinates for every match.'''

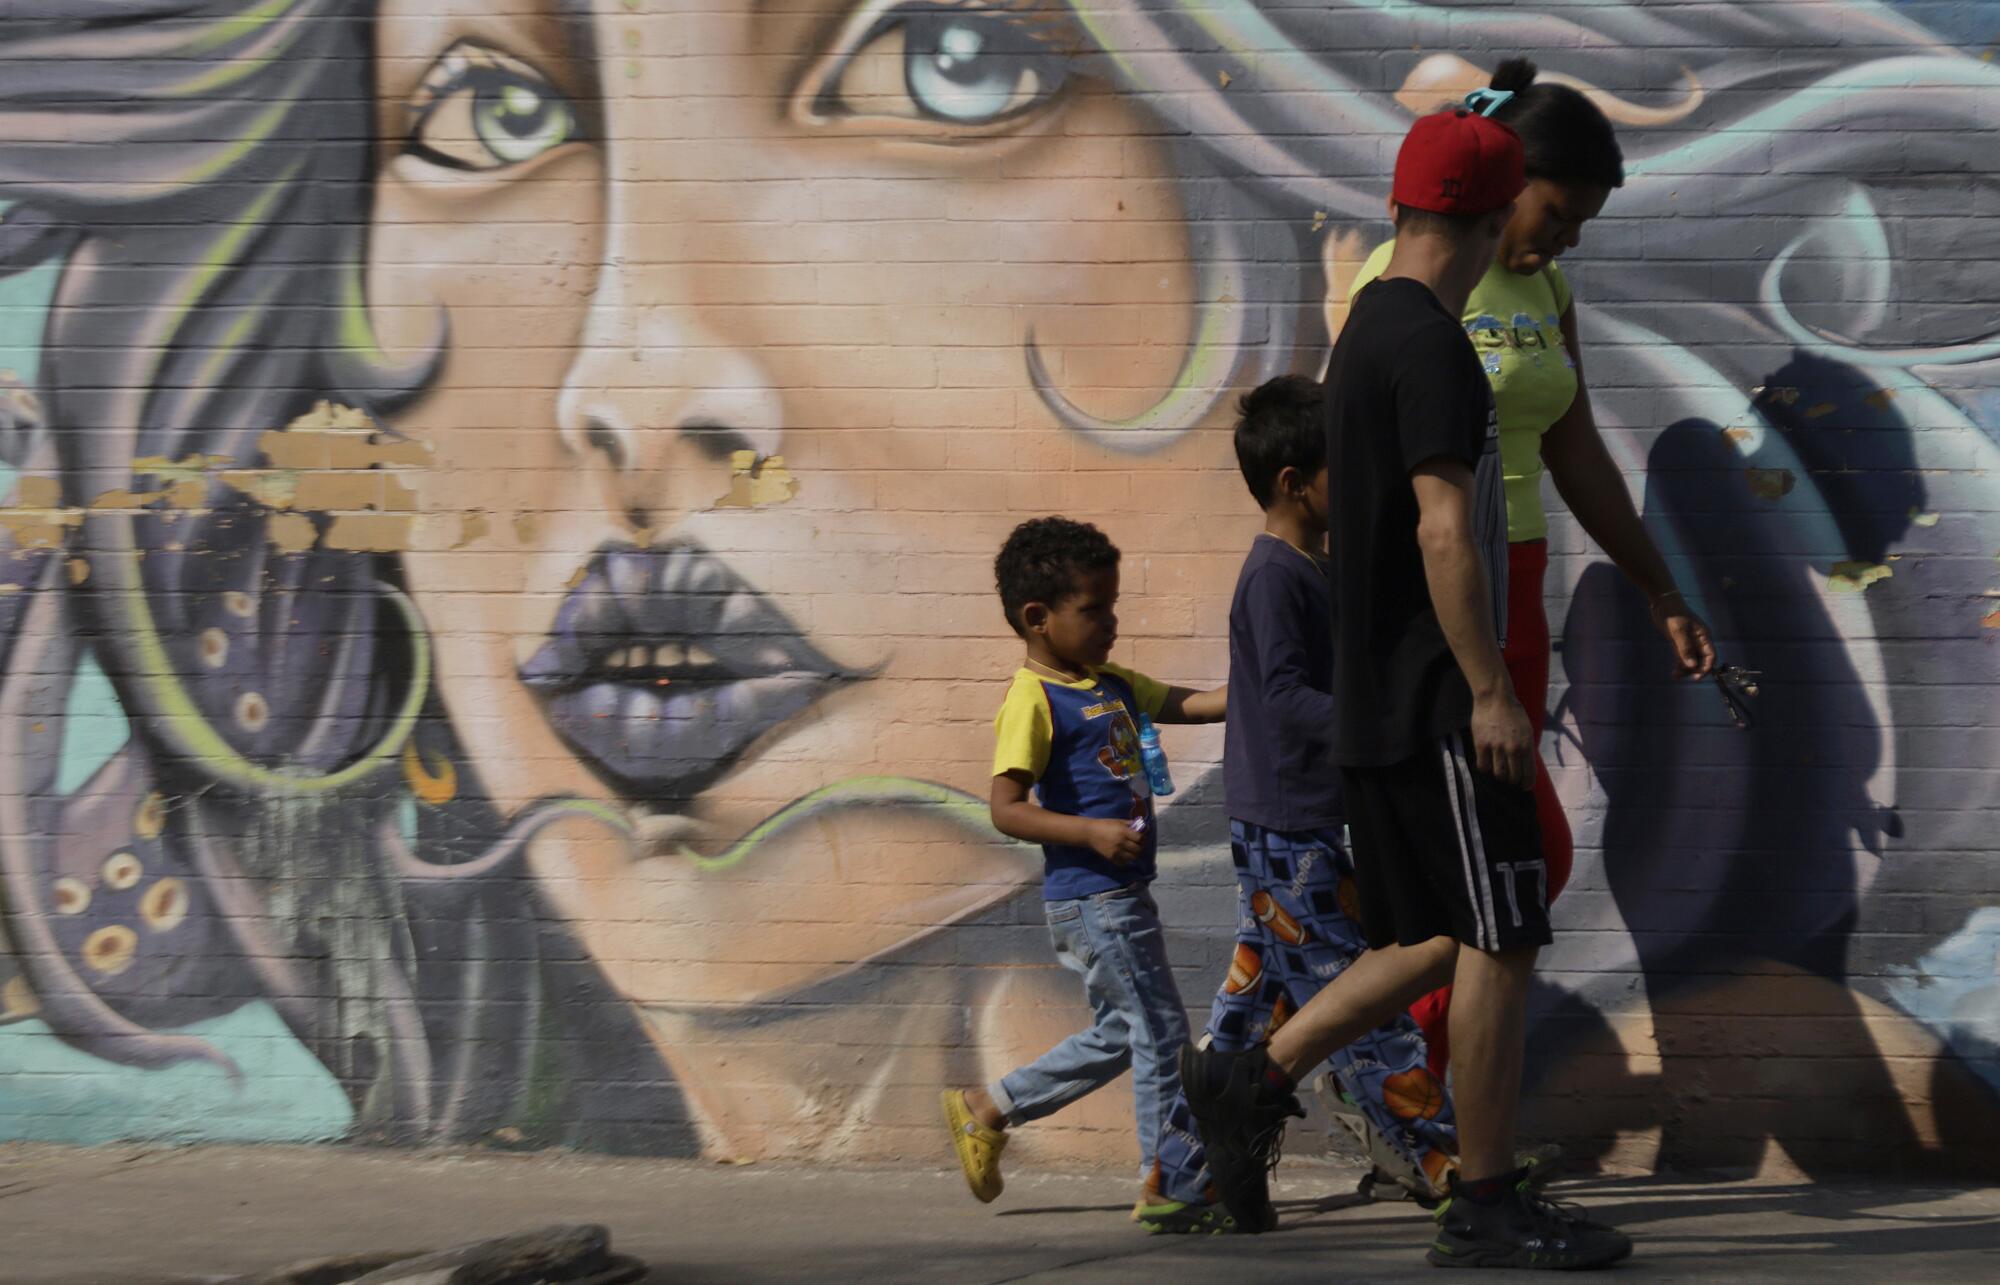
[599,641,729,675]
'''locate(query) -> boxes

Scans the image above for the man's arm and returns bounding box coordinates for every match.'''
[1411,460,1534,789]
[990,772,1143,862]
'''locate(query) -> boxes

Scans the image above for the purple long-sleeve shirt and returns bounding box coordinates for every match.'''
[1223,534,1345,832]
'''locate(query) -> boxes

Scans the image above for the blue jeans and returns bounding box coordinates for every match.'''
[989,883,1190,1175]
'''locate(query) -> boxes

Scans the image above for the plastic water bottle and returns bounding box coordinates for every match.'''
[1136,715,1176,797]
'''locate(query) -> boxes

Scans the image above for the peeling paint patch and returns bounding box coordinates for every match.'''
[1,973,38,1021]
[1746,467,1795,500]
[1827,561,1892,592]
[0,476,82,548]
[268,512,316,554]
[1909,509,1941,527]
[1753,385,1800,407]
[1864,388,1898,412]
[220,469,299,508]
[1984,607,2000,630]
[1311,211,1328,233]
[1803,401,1837,419]
[324,513,415,552]
[134,453,232,482]
[1218,69,1233,88]
[714,452,800,509]
[65,557,88,585]
[452,511,489,551]
[259,401,429,468]
[513,512,541,546]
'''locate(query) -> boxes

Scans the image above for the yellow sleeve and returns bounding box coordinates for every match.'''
[1099,662,1170,719]
[992,676,1053,781]
[1547,261,1573,315]
[1346,241,1395,301]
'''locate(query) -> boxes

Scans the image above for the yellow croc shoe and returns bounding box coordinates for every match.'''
[942,1089,1007,1203]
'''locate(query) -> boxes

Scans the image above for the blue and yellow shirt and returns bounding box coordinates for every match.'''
[992,662,1170,900]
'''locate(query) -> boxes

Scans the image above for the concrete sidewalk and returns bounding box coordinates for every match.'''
[2,1144,1996,1283]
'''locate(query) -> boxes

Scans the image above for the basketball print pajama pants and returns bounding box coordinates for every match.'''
[1152,820,1458,1205]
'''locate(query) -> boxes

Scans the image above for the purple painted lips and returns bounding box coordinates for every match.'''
[520,542,852,803]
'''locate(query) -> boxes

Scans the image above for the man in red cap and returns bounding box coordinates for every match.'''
[1179,109,1633,1269]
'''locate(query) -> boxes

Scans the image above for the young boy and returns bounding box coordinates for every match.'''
[1140,376,1461,1234]
[943,516,1225,1205]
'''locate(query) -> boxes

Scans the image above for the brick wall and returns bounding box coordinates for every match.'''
[0,0,1994,1177]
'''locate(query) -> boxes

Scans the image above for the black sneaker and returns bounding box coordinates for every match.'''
[1428,1172,1633,1270]
[1177,1044,1304,1234]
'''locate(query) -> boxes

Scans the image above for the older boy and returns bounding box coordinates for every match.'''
[1140,376,1459,1235]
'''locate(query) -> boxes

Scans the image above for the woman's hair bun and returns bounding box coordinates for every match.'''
[1490,58,1539,94]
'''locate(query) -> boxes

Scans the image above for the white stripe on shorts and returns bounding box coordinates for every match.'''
[1440,733,1500,951]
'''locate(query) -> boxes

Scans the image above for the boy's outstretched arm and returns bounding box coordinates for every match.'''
[990,771,1144,863]
[1156,684,1226,724]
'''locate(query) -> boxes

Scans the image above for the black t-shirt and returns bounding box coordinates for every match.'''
[1324,277,1508,766]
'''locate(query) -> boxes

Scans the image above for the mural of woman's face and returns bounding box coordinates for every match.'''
[362,0,1232,1093]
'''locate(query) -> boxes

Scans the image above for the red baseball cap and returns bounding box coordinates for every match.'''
[1391,109,1526,217]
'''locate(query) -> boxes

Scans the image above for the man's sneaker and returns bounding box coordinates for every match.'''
[1428,1171,1633,1270]
[1517,1143,1565,1189]
[940,1090,1007,1203]
[1177,1044,1304,1234]
[1134,1198,1239,1235]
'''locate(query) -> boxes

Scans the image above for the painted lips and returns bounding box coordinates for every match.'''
[519,542,851,804]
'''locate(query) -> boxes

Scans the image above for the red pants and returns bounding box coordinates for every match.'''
[1408,539,1573,1074]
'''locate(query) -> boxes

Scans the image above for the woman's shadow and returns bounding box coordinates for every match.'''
[1543,351,1996,1178]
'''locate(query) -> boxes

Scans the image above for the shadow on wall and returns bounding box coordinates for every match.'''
[1545,351,1999,1178]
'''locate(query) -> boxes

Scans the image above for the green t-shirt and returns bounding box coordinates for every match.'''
[1349,244,1578,543]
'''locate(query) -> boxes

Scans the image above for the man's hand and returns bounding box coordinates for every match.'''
[1084,817,1146,864]
[1650,592,1717,679]
[1471,689,1536,791]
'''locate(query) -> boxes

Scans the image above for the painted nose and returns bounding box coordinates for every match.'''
[556,299,785,533]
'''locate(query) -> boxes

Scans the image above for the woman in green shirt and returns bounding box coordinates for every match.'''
[1351,60,1716,1066]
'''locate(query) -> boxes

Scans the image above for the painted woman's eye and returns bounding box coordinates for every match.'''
[406,43,578,171]
[806,2,1072,131]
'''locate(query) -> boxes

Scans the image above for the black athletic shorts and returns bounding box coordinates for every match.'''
[1338,730,1553,953]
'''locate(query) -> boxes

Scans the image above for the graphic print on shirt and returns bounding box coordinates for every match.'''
[1473,394,1510,648]
[1467,310,1573,373]
[1094,706,1142,784]
[1093,704,1154,833]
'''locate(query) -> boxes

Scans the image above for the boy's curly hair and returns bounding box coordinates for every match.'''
[994,517,1121,637]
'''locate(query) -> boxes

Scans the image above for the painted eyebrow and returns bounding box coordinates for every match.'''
[541,0,603,131]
